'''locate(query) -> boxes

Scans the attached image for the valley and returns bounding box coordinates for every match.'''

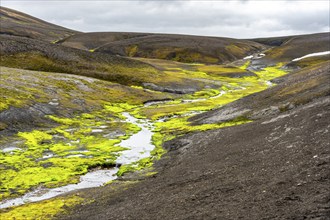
[0,6,329,220]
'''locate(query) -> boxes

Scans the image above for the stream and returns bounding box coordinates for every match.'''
[0,60,274,209]
[0,113,155,209]
[0,91,226,209]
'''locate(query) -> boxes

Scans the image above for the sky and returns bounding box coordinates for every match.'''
[1,0,329,38]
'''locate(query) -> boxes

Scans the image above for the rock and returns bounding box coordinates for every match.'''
[142,83,197,94]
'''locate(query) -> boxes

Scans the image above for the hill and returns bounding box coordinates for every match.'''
[59,32,266,64]
[251,32,330,65]
[0,6,78,41]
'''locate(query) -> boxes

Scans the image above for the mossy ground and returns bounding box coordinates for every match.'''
[0,195,84,220]
[0,66,172,112]
[0,59,288,218]
[117,60,288,176]
[0,101,152,200]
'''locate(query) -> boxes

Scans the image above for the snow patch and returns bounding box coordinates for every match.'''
[292,51,330,62]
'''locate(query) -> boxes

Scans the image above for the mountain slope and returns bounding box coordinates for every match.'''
[59,32,266,64]
[251,32,330,64]
[0,6,78,41]
[60,61,330,220]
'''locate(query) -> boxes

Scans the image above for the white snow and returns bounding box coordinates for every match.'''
[243,55,253,60]
[292,51,330,62]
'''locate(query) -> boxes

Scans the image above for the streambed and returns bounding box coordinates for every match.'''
[0,113,155,209]
[0,59,287,210]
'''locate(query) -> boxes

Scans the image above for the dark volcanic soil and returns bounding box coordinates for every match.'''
[59,64,330,220]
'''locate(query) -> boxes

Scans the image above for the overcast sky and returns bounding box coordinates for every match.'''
[1,0,329,38]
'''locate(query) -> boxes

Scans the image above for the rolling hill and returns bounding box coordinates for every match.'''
[0,6,78,42]
[251,32,330,65]
[58,32,266,64]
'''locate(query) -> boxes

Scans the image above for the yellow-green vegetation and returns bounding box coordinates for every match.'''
[126,45,138,57]
[117,157,154,176]
[0,66,172,111]
[239,61,251,70]
[121,60,288,173]
[116,60,288,177]
[254,63,287,81]
[0,51,214,89]
[154,116,251,136]
[0,57,289,214]
[0,195,83,220]
[0,102,146,200]
[18,130,52,148]
[291,55,330,68]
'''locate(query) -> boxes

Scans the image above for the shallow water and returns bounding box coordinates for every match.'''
[0,168,119,209]
[0,112,155,209]
[2,147,22,153]
[115,113,155,165]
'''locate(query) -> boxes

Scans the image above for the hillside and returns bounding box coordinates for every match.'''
[0,7,78,42]
[1,33,221,94]
[59,32,266,64]
[251,32,330,65]
[60,61,330,220]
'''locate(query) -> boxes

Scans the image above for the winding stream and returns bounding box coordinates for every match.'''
[0,59,277,209]
[0,113,155,209]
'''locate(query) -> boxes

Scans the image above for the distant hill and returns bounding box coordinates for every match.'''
[251,32,330,64]
[59,32,266,64]
[0,6,78,41]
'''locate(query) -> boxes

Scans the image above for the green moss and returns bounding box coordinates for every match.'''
[254,63,287,81]
[239,60,250,70]
[48,115,77,126]
[0,58,290,208]
[126,45,138,57]
[103,103,138,114]
[0,195,83,220]
[18,130,52,148]
[192,89,220,98]
[117,157,154,177]
[0,103,143,200]
[154,115,251,138]
[0,122,8,130]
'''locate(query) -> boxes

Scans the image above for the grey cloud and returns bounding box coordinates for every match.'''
[1,0,329,38]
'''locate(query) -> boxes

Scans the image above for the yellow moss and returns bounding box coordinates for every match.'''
[125,45,138,57]
[239,61,250,70]
[18,130,52,148]
[0,195,83,220]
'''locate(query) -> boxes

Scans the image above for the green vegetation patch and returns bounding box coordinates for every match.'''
[0,57,289,212]
[0,195,83,220]
[0,102,145,200]
[0,66,172,111]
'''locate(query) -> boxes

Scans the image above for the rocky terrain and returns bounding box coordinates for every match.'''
[0,6,329,220]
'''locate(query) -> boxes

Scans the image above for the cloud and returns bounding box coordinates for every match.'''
[1,0,329,38]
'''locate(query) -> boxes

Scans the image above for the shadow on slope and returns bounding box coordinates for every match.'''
[0,35,209,93]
